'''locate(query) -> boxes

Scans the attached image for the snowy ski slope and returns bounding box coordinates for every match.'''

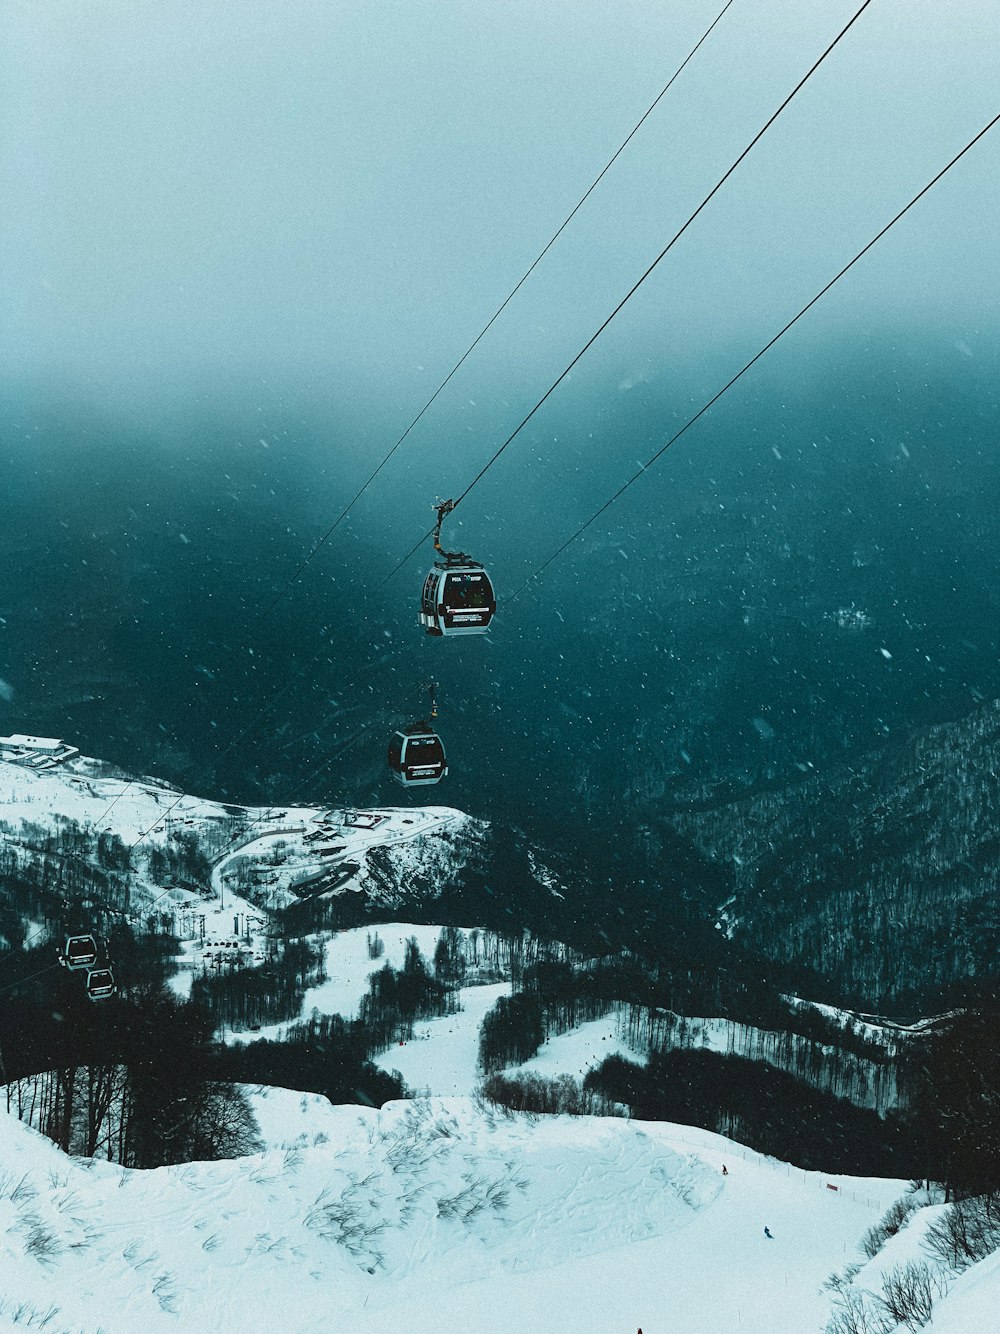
[0,1095,910,1334]
[4,755,998,1331]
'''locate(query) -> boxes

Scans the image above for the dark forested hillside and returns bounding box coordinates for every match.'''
[668,700,1000,1009]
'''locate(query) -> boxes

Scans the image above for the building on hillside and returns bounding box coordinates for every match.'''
[1,734,62,753]
[0,734,80,767]
[342,810,385,829]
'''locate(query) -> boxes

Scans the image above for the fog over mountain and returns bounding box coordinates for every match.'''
[4,0,998,391]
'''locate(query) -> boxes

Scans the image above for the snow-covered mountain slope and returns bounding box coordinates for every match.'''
[0,1095,907,1334]
[931,1249,1000,1333]
[0,750,485,928]
[215,922,517,1098]
[670,698,1000,1005]
[1,753,229,845]
[216,922,641,1097]
[817,1184,1000,1334]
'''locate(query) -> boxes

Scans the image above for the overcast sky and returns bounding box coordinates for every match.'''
[3,0,998,418]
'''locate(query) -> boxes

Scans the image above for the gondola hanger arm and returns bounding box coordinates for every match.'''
[432,499,457,558]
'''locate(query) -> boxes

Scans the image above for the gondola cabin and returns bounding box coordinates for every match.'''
[85,967,116,1001]
[387,724,447,786]
[420,560,496,636]
[58,934,98,969]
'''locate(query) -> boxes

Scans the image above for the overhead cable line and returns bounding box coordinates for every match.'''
[0,961,61,999]
[504,111,1000,604]
[379,0,876,587]
[213,0,876,768]
[253,0,740,623]
[89,779,138,832]
[191,0,744,765]
[11,28,990,969]
[123,695,381,859]
[82,642,381,857]
[293,719,383,795]
[0,848,123,968]
[119,709,384,907]
[0,924,56,966]
[88,648,376,836]
[28,0,872,870]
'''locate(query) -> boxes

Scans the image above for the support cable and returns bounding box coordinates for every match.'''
[3,60,989,1005]
[254,0,739,621]
[0,961,61,999]
[187,0,857,767]
[204,0,879,764]
[162,2,742,771]
[292,719,383,795]
[505,112,1000,605]
[377,0,876,587]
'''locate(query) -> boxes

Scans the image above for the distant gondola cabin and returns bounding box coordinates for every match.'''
[387,724,447,786]
[85,968,116,1001]
[420,561,496,636]
[59,935,98,969]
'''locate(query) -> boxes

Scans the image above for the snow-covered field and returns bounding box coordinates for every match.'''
[220,922,514,1096]
[375,982,510,1096]
[0,1094,912,1334]
[0,754,233,848]
[930,1249,1000,1333]
[2,754,478,1006]
[223,924,646,1098]
[305,923,453,1020]
[513,1014,639,1081]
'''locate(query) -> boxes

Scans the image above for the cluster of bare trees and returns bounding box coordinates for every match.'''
[622,1005,901,1113]
[823,1182,1000,1332]
[190,937,325,1029]
[358,938,456,1050]
[588,1049,916,1175]
[432,925,526,986]
[213,1013,404,1108]
[478,995,546,1075]
[4,1063,258,1167]
[4,1064,129,1157]
[480,1072,623,1118]
[0,817,130,927]
[670,702,1000,1010]
[0,814,224,962]
[3,990,260,1167]
[826,1256,946,1334]
[141,827,212,889]
[477,968,613,1077]
[907,1006,1000,1199]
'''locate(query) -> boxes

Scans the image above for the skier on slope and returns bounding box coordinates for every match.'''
[764,1226,774,1238]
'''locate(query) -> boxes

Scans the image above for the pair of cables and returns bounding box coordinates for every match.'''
[215,0,997,775]
[212,0,884,773]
